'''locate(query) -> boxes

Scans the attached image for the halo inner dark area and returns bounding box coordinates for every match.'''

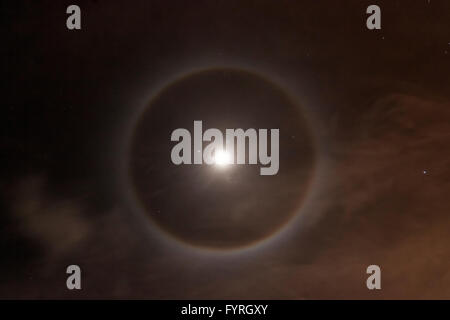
[129,68,315,249]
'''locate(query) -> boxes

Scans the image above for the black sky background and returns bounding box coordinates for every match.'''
[1,0,450,298]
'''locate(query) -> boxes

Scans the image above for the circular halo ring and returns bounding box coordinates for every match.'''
[118,65,321,255]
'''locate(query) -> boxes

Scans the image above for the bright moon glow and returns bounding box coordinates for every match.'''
[214,150,232,166]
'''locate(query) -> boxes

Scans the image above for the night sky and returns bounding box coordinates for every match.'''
[1,0,450,298]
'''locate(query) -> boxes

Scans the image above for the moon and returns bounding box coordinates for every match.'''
[214,149,232,167]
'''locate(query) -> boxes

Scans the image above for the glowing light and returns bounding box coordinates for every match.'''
[214,150,232,166]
